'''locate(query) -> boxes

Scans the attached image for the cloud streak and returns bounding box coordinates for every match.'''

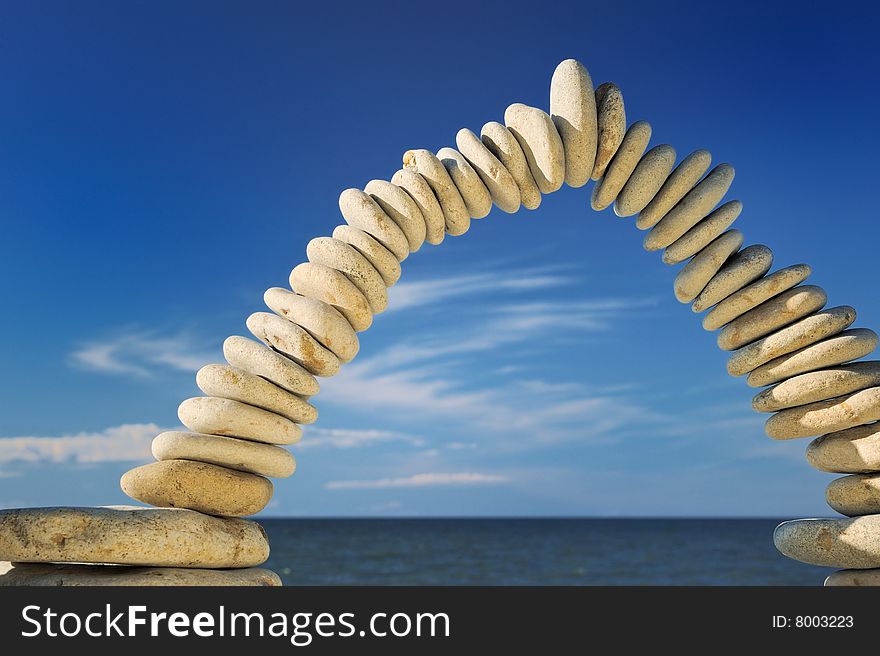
[297,427,425,449]
[0,424,161,465]
[325,472,510,490]
[69,330,215,378]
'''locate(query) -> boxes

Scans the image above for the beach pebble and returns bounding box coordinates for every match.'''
[364,179,426,252]
[223,335,318,398]
[437,146,492,218]
[825,569,880,586]
[402,149,470,236]
[389,169,445,245]
[338,188,409,260]
[765,386,880,440]
[178,396,301,445]
[481,121,542,210]
[307,237,387,313]
[332,225,402,286]
[664,200,744,265]
[197,364,316,424]
[692,244,773,313]
[455,128,521,213]
[703,264,812,331]
[615,144,676,217]
[591,121,652,211]
[644,164,736,250]
[808,423,880,473]
[748,330,879,390]
[592,82,626,180]
[247,310,340,376]
[753,361,880,413]
[152,430,296,479]
[289,262,372,332]
[673,230,743,303]
[121,460,273,517]
[826,474,880,516]
[0,506,269,568]
[550,58,597,188]
[717,285,828,351]
[504,103,565,194]
[774,515,880,568]
[636,150,712,230]
[728,306,857,377]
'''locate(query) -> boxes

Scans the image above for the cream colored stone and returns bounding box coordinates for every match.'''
[178,396,301,445]
[0,506,269,568]
[455,128,521,213]
[550,59,597,188]
[774,515,880,568]
[754,361,880,413]
[481,121,542,210]
[122,460,273,517]
[591,121,652,211]
[644,164,736,250]
[264,287,359,363]
[728,306,857,377]
[247,311,340,376]
[664,200,744,265]
[289,261,372,332]
[717,285,828,351]
[592,82,625,180]
[748,330,879,390]
[636,149,712,230]
[307,237,387,313]
[390,169,445,246]
[333,224,402,286]
[152,430,296,479]
[402,149,470,236]
[827,474,880,516]
[197,364,316,424]
[364,179,426,252]
[223,335,319,398]
[808,422,880,473]
[437,146,492,218]
[504,103,565,194]
[0,562,282,587]
[673,230,743,303]
[692,244,772,312]
[338,188,409,260]
[615,144,676,217]
[765,386,880,440]
[825,569,880,586]
[702,264,812,331]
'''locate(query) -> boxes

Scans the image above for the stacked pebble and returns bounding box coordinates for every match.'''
[1,58,875,586]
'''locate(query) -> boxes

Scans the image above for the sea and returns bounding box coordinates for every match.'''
[260,518,832,586]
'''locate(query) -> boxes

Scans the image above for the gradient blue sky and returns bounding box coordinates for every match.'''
[1,1,878,516]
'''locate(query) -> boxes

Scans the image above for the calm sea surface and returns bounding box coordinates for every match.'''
[261,518,831,586]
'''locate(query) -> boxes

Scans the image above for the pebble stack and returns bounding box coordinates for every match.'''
[1,58,875,586]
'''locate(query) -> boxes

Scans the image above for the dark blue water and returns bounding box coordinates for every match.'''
[261,519,832,586]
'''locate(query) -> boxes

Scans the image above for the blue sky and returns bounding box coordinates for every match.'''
[1,1,879,516]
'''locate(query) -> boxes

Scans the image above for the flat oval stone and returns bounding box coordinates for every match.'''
[455,127,521,213]
[289,262,372,332]
[644,163,736,251]
[636,149,712,230]
[615,144,676,217]
[748,330,879,390]
[153,430,296,479]
[591,121,652,211]
[728,306,857,377]
[703,264,812,331]
[364,179,426,252]
[307,237,387,313]
[223,335,319,398]
[550,58,597,188]
[808,423,880,473]
[825,569,880,586]
[592,82,626,180]
[121,460,273,517]
[481,121,541,210]
[765,386,880,440]
[247,311,340,376]
[504,103,565,194]
[754,361,880,414]
[664,200,744,265]
[774,515,880,568]
[0,506,269,568]
[338,188,409,260]
[692,244,773,313]
[389,169,445,245]
[0,562,281,587]
[264,287,359,363]
[402,148,470,236]
[827,474,880,516]
[333,224,402,286]
[717,285,828,351]
[673,230,743,303]
[437,146,492,218]
[178,396,301,445]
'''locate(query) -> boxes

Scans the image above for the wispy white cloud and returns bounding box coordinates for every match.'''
[297,427,425,449]
[325,472,510,490]
[69,330,215,377]
[0,423,160,465]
